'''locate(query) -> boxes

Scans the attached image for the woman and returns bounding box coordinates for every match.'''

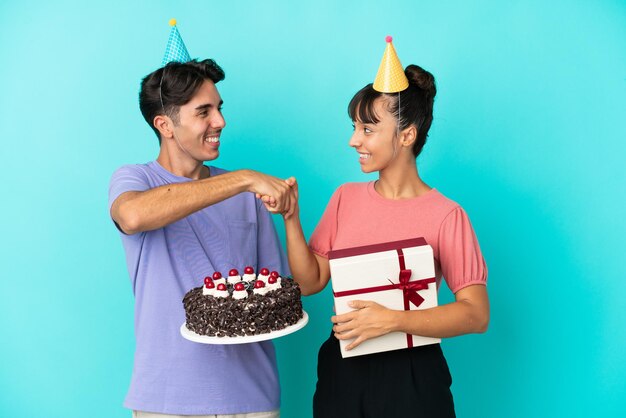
[278,39,489,417]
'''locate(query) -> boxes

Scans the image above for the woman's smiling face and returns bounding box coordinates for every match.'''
[348,97,400,173]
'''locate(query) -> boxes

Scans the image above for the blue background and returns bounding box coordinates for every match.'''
[1,1,625,417]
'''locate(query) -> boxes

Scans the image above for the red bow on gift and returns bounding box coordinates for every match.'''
[388,269,431,308]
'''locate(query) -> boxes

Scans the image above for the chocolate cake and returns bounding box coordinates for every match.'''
[183,267,303,337]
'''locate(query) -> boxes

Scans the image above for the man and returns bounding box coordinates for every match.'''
[109,57,295,417]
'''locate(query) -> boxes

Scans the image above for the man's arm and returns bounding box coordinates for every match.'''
[111,169,293,234]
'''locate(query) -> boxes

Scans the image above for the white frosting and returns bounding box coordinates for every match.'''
[214,288,229,298]
[202,286,215,296]
[227,275,242,285]
[213,277,226,287]
[242,273,256,282]
[257,273,270,283]
[267,277,282,292]
[253,286,269,296]
[232,289,248,300]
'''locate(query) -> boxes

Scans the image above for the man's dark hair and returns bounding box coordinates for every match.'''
[139,59,225,142]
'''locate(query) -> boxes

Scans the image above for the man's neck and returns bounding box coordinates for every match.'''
[157,151,209,180]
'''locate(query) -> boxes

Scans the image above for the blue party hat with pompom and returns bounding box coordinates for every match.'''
[162,19,191,65]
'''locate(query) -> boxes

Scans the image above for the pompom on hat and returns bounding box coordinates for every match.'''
[373,36,409,93]
[162,18,191,66]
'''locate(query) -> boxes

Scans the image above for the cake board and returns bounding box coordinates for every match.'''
[180,311,309,345]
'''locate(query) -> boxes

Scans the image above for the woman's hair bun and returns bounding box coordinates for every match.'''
[405,64,436,98]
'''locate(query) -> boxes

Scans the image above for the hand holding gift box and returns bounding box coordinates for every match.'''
[329,237,440,358]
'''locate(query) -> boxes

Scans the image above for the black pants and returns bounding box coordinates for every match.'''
[313,333,456,418]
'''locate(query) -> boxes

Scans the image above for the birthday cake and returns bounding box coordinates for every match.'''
[183,267,303,337]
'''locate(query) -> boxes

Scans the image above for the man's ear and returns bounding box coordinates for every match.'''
[401,125,418,148]
[154,115,174,139]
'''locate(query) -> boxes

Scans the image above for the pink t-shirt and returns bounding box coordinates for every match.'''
[309,182,487,293]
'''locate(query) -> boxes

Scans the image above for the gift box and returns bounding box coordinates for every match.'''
[328,237,440,358]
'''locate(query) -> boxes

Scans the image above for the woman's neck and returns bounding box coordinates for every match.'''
[376,158,431,199]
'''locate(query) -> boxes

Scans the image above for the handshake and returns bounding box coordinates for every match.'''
[245,170,299,219]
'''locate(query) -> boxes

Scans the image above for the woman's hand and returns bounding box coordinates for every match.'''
[282,178,299,220]
[246,170,293,213]
[331,300,398,351]
[257,177,299,219]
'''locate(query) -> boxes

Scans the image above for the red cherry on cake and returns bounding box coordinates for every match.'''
[254,280,266,289]
[229,268,239,276]
[234,282,246,291]
[270,271,279,279]
[268,276,277,284]
[260,268,270,276]
[217,283,227,291]
[205,280,215,289]
[212,271,223,280]
[204,276,212,285]
[244,266,254,274]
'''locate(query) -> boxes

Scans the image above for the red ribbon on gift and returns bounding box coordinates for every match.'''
[333,248,436,348]
[394,249,435,347]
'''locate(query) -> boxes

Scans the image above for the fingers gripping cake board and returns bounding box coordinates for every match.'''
[181,267,306,343]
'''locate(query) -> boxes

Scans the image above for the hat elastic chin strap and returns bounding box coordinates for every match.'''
[171,128,195,160]
[160,67,195,160]
[159,67,167,114]
[391,92,401,160]
[396,92,401,138]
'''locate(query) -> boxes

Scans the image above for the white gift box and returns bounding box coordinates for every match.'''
[328,237,440,358]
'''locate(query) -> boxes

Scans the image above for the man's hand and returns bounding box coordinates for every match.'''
[245,170,295,214]
[331,300,398,351]
[255,176,298,219]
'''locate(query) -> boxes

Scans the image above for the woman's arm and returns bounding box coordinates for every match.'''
[332,284,489,351]
[284,213,331,295]
[266,179,330,295]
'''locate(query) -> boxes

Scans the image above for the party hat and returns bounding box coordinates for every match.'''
[162,19,191,66]
[373,36,409,93]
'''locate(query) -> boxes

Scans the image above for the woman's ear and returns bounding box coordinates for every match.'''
[154,115,174,139]
[401,125,417,147]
